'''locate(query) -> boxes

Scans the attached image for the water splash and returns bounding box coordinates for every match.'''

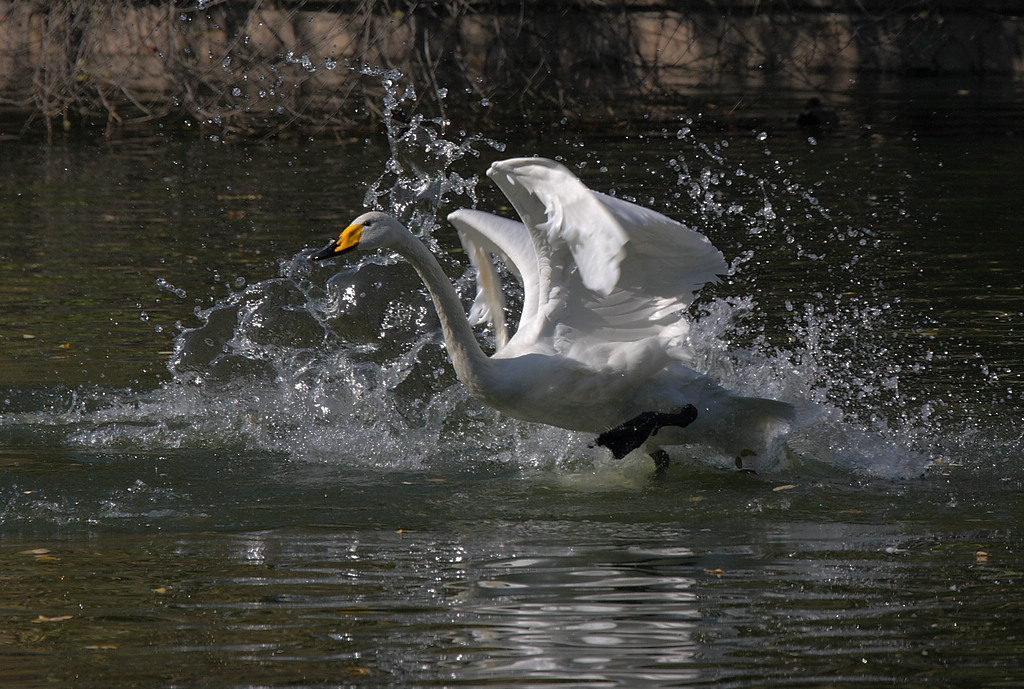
[52,71,539,472]
[4,74,1010,482]
[660,125,971,478]
[358,66,504,247]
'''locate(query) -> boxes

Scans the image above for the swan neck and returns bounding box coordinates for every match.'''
[395,232,492,392]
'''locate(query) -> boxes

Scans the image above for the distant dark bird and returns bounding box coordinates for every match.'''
[797,98,838,134]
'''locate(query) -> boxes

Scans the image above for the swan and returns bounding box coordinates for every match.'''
[312,157,794,468]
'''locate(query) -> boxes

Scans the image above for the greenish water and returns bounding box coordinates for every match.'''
[1,79,1023,687]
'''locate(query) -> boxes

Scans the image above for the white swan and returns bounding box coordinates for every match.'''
[313,157,794,467]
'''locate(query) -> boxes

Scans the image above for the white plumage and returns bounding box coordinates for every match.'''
[313,157,794,466]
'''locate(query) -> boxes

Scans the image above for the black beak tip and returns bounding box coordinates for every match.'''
[311,244,338,261]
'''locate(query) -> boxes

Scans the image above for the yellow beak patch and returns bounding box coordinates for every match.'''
[333,223,363,254]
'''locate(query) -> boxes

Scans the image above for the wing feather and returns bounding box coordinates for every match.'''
[454,157,729,371]
[447,208,538,351]
[487,158,628,296]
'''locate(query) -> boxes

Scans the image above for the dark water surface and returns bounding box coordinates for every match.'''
[2,80,1023,687]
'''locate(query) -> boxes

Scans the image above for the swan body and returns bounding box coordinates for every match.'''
[313,157,794,463]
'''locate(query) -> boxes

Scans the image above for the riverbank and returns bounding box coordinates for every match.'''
[1,1,1023,138]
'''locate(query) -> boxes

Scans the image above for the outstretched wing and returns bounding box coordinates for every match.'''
[485,158,728,369]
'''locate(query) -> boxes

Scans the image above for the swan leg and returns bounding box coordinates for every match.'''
[596,405,698,460]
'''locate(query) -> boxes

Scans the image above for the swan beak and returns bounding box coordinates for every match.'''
[312,223,363,260]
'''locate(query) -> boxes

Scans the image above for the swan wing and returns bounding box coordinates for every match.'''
[592,190,730,309]
[487,157,628,296]
[486,157,728,367]
[447,208,539,351]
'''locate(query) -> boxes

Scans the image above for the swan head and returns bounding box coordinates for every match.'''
[312,211,406,260]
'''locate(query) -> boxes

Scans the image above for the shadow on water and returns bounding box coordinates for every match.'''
[1,70,1023,687]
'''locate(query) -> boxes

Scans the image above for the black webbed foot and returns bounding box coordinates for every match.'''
[596,405,698,459]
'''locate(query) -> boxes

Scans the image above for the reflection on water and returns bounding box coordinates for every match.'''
[1,72,1023,687]
[464,548,700,684]
[2,490,1021,687]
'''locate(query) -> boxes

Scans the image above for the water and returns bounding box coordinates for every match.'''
[2,75,1023,687]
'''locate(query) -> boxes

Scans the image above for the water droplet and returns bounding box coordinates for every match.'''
[156,278,187,299]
